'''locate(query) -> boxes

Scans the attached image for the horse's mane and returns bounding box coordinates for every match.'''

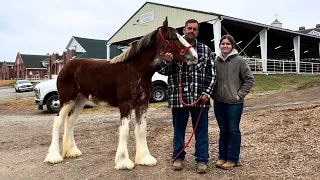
[109,29,158,64]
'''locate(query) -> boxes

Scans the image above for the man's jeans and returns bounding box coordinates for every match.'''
[172,107,209,164]
[214,100,243,163]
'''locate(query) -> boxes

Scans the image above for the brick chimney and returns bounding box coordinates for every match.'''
[70,46,76,58]
[63,49,67,65]
[51,53,58,78]
[299,26,305,31]
[55,52,59,61]
[65,48,76,65]
[316,24,320,29]
[49,54,55,79]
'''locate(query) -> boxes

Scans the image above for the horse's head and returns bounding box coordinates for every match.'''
[156,17,198,65]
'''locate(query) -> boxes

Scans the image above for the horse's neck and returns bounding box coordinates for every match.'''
[128,48,158,77]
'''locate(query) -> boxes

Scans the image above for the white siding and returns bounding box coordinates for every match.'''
[108,3,217,44]
[67,38,86,52]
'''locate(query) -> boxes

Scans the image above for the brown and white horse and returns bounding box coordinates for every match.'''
[43,17,198,170]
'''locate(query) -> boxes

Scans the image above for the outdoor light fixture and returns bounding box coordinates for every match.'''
[290,49,294,51]
[304,50,309,53]
[133,23,147,26]
[210,39,214,42]
[274,46,281,49]
[257,45,261,47]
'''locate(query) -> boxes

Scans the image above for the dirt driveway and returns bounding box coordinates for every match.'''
[0,83,320,180]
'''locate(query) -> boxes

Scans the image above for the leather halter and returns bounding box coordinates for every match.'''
[158,28,192,64]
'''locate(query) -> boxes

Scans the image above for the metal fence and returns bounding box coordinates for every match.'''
[244,58,320,74]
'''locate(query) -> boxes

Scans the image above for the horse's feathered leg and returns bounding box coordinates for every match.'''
[62,95,87,158]
[114,102,134,170]
[44,102,74,163]
[134,105,157,166]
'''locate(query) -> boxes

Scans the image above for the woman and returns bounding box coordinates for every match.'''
[211,35,254,170]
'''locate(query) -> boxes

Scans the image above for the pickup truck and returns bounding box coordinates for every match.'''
[34,72,168,113]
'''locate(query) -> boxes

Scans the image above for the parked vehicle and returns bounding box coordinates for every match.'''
[34,78,59,113]
[14,80,33,92]
[34,72,168,113]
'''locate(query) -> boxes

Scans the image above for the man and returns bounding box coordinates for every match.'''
[157,19,216,174]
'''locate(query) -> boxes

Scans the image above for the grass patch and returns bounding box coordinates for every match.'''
[0,98,35,111]
[251,74,320,94]
[149,102,168,109]
[0,80,16,87]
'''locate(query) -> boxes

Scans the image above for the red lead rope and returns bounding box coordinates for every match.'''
[172,71,206,163]
[157,29,206,163]
[178,71,202,106]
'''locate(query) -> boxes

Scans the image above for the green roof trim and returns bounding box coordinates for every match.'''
[20,54,48,68]
[73,36,108,59]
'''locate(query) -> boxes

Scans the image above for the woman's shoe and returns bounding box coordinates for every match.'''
[221,161,237,170]
[215,160,226,168]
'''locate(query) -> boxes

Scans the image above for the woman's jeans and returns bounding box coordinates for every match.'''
[172,107,209,164]
[214,100,243,163]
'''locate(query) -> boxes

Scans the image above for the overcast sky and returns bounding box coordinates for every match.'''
[1,0,319,62]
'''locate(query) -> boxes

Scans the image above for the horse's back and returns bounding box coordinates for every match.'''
[57,58,120,104]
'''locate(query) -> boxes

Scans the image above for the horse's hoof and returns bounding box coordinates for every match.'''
[135,155,157,166]
[44,152,63,164]
[114,159,135,170]
[62,147,82,158]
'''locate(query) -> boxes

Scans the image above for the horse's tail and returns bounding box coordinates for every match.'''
[56,60,80,110]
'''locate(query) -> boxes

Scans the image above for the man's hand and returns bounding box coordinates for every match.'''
[163,52,173,63]
[200,95,209,102]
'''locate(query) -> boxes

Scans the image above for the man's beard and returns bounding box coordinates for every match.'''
[185,34,195,44]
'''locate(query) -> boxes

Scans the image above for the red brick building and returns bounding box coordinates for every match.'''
[14,52,48,80]
[0,61,14,80]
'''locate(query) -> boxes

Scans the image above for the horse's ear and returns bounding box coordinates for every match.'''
[162,17,168,31]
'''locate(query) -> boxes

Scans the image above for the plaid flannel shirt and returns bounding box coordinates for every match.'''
[157,39,216,108]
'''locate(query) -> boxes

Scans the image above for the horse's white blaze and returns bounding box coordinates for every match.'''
[135,112,157,166]
[44,103,74,163]
[115,117,134,170]
[62,97,87,158]
[176,33,198,60]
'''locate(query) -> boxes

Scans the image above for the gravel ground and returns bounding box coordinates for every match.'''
[0,87,34,102]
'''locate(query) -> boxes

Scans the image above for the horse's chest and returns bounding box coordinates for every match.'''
[130,79,151,98]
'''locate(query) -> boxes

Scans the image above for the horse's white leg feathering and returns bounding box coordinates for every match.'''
[134,111,157,166]
[44,103,74,163]
[114,117,134,170]
[62,97,87,158]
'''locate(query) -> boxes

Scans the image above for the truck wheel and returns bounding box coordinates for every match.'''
[46,95,60,113]
[150,86,167,103]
